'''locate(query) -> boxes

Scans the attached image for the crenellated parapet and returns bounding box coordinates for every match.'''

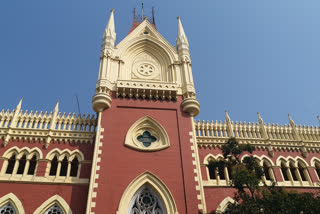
[0,100,97,148]
[194,112,320,157]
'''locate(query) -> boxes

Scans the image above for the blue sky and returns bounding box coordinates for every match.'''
[0,0,319,126]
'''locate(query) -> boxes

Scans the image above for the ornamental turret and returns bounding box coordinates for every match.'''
[92,10,115,112]
[176,17,200,116]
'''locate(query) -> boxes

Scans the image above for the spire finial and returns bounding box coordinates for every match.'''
[54,100,59,113]
[16,98,23,111]
[176,16,189,51]
[102,9,116,48]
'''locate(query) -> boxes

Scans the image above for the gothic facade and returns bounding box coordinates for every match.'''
[0,9,319,214]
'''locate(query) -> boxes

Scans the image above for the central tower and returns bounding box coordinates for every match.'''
[87,9,203,213]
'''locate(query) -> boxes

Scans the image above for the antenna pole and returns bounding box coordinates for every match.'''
[141,0,144,18]
[152,7,155,24]
[75,94,81,115]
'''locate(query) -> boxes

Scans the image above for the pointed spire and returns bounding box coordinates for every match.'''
[15,98,23,112]
[102,9,116,48]
[176,16,189,51]
[54,100,59,113]
[317,115,320,125]
[225,110,234,137]
[257,112,264,125]
[288,114,296,127]
[225,110,231,123]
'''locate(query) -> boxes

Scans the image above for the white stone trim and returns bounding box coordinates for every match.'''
[86,112,103,214]
[33,194,72,214]
[116,171,178,214]
[190,118,206,213]
[0,192,25,214]
[216,196,235,213]
[124,116,170,151]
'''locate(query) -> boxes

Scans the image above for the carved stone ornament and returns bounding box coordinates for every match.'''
[131,53,160,81]
[125,116,170,151]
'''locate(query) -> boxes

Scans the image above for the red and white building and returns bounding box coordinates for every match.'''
[0,9,319,214]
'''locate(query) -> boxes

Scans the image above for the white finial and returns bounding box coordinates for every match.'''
[225,110,231,122]
[176,16,189,51]
[54,100,59,113]
[16,98,23,111]
[317,116,320,125]
[257,112,264,124]
[103,9,116,48]
[288,114,296,126]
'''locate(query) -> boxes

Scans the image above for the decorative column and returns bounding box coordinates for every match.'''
[46,101,59,148]
[288,114,307,157]
[257,112,273,157]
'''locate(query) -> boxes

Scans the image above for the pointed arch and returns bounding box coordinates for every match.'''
[203,154,224,165]
[125,116,170,151]
[33,194,72,214]
[216,196,235,213]
[117,171,178,214]
[0,193,25,214]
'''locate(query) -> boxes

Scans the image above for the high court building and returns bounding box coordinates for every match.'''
[0,9,320,214]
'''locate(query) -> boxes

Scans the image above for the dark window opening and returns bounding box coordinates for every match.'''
[207,162,216,180]
[316,165,320,179]
[27,155,37,175]
[59,156,68,176]
[218,166,225,180]
[16,155,27,174]
[281,163,289,181]
[227,166,233,180]
[263,163,271,181]
[290,166,298,181]
[70,157,79,177]
[298,165,307,181]
[49,156,58,176]
[5,154,16,174]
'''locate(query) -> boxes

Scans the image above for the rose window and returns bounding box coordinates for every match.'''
[0,203,16,214]
[137,63,155,76]
[137,131,157,147]
[129,186,166,214]
[44,204,64,214]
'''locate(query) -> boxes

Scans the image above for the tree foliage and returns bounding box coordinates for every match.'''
[204,137,320,214]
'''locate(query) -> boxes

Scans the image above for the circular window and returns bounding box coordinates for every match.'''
[137,63,155,76]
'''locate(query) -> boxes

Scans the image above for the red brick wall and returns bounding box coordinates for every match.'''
[0,139,94,213]
[92,94,199,214]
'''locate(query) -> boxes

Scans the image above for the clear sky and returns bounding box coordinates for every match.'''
[0,0,319,126]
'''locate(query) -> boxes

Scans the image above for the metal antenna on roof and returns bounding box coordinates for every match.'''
[152,7,155,25]
[75,94,81,115]
[141,0,144,18]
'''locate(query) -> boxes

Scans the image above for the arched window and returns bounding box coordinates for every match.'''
[27,155,37,175]
[17,155,27,174]
[70,157,79,177]
[0,202,17,214]
[280,162,289,181]
[49,156,58,176]
[129,185,166,214]
[289,162,298,181]
[315,162,320,180]
[227,166,233,180]
[297,162,307,181]
[59,156,68,177]
[44,203,64,214]
[262,160,273,181]
[218,164,225,180]
[5,154,16,174]
[207,160,216,180]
